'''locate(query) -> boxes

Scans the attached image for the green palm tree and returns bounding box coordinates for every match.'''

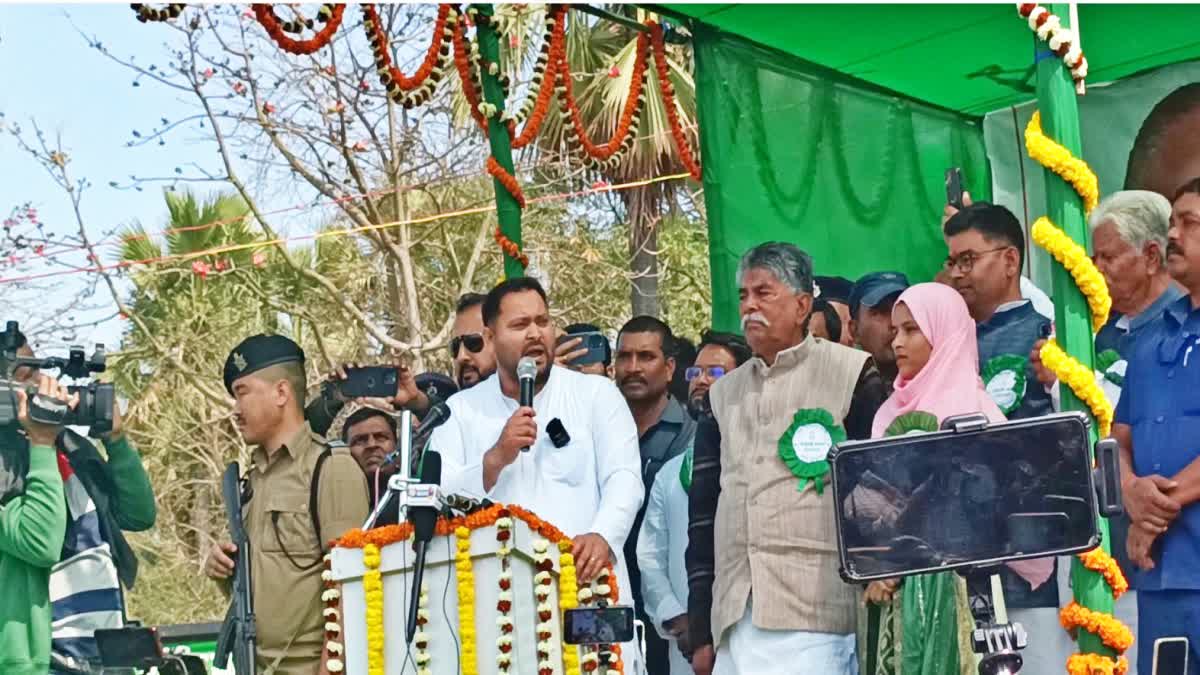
[460,5,700,318]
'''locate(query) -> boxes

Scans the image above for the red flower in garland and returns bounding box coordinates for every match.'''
[252,4,345,56]
[608,65,620,78]
[649,21,702,181]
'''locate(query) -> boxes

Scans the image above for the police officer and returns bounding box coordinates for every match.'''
[204,335,369,675]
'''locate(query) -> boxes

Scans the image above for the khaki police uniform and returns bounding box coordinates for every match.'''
[242,423,368,675]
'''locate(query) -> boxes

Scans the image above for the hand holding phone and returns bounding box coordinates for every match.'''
[945,168,965,210]
[338,365,400,398]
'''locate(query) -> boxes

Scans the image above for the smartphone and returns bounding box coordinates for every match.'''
[563,606,635,645]
[95,626,163,668]
[339,366,399,398]
[945,167,965,209]
[830,412,1099,581]
[1154,637,1189,675]
[557,331,610,367]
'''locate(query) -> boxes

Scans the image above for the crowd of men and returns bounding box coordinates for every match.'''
[3,87,1200,675]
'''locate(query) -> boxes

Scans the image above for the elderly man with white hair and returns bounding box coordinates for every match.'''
[685,242,889,675]
[1030,189,1182,675]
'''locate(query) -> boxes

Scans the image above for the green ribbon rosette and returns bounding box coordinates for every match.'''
[778,408,846,495]
[679,443,693,493]
[883,410,940,437]
[1096,348,1125,388]
[981,354,1028,416]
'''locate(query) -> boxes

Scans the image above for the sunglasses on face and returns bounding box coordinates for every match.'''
[449,333,485,357]
[685,366,727,382]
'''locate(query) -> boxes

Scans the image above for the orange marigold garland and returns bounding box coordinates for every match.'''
[252,4,345,55]
[453,16,489,132]
[363,4,457,109]
[509,5,567,150]
[555,27,648,168]
[649,21,702,182]
[1076,547,1129,599]
[1059,602,1134,654]
[1066,653,1129,675]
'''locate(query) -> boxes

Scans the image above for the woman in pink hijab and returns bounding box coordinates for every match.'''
[857,283,1052,675]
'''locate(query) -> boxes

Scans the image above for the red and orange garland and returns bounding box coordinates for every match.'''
[131,4,184,23]
[509,5,568,150]
[495,515,515,674]
[320,553,346,673]
[453,14,489,133]
[252,4,345,56]
[555,28,649,170]
[650,21,703,181]
[363,4,457,110]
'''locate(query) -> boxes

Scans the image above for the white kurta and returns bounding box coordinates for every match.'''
[431,365,646,670]
[637,452,691,675]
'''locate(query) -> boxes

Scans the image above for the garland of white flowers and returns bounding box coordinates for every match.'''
[1017,4,1089,93]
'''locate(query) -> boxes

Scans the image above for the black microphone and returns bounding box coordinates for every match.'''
[380,402,452,470]
[517,357,537,452]
[406,450,441,644]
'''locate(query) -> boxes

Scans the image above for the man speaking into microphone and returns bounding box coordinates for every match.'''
[431,277,644,661]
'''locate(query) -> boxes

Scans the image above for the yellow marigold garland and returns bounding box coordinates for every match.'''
[1077,548,1129,599]
[362,544,385,675]
[1066,653,1129,675]
[455,526,479,675]
[1025,111,1099,215]
[1059,602,1134,653]
[558,539,583,675]
[1031,217,1111,332]
[1039,340,1114,437]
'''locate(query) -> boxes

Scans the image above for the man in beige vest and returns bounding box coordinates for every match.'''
[686,243,889,675]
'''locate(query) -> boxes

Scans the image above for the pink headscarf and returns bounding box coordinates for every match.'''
[871,282,1004,437]
[870,283,1052,590]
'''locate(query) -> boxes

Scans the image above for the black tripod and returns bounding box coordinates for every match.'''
[961,569,1028,675]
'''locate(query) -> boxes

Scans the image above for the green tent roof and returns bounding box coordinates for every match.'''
[661,3,1200,115]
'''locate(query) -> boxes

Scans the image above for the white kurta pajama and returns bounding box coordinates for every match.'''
[432,365,646,673]
[637,452,691,675]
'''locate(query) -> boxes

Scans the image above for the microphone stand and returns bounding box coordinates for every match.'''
[363,411,413,530]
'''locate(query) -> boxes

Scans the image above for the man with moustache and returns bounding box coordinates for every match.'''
[1115,179,1200,674]
[451,292,498,390]
[614,316,696,675]
[433,277,645,671]
[686,243,888,675]
[204,335,369,675]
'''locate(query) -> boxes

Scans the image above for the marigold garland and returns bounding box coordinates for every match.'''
[414,581,432,675]
[649,21,702,182]
[557,539,583,675]
[1076,547,1129,599]
[555,28,648,165]
[510,5,567,150]
[456,526,480,675]
[1040,339,1113,436]
[495,514,514,674]
[1017,5,1090,91]
[131,4,184,23]
[321,554,346,673]
[1026,111,1099,215]
[362,4,457,109]
[1066,653,1129,675]
[453,18,489,132]
[1031,216,1110,331]
[362,543,385,675]
[252,4,345,56]
[1059,602,1134,653]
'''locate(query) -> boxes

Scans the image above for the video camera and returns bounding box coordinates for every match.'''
[0,321,115,435]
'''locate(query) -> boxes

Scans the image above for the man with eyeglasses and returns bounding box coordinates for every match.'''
[943,199,1064,669]
[450,292,498,390]
[685,330,751,420]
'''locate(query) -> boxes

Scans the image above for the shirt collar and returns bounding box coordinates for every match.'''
[1129,284,1186,333]
[994,298,1030,315]
[751,334,812,375]
[1164,293,1197,329]
[660,397,686,425]
[252,422,313,471]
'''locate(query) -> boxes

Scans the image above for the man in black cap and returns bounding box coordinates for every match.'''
[814,275,855,346]
[204,334,369,675]
[849,271,910,393]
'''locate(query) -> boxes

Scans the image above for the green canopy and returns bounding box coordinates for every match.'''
[663,4,1200,115]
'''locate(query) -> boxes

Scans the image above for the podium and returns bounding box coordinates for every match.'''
[331,506,611,675]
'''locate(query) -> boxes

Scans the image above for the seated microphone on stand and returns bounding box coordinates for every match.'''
[518,356,537,451]
[406,450,441,644]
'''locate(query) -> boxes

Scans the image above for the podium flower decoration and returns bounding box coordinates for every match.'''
[321,554,345,673]
[778,408,845,495]
[363,543,385,675]
[414,582,432,675]
[495,516,514,674]
[455,526,479,675]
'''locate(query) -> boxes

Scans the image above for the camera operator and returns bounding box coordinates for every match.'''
[5,331,157,674]
[1,371,74,675]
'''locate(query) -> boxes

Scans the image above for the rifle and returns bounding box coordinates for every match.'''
[214,462,257,675]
